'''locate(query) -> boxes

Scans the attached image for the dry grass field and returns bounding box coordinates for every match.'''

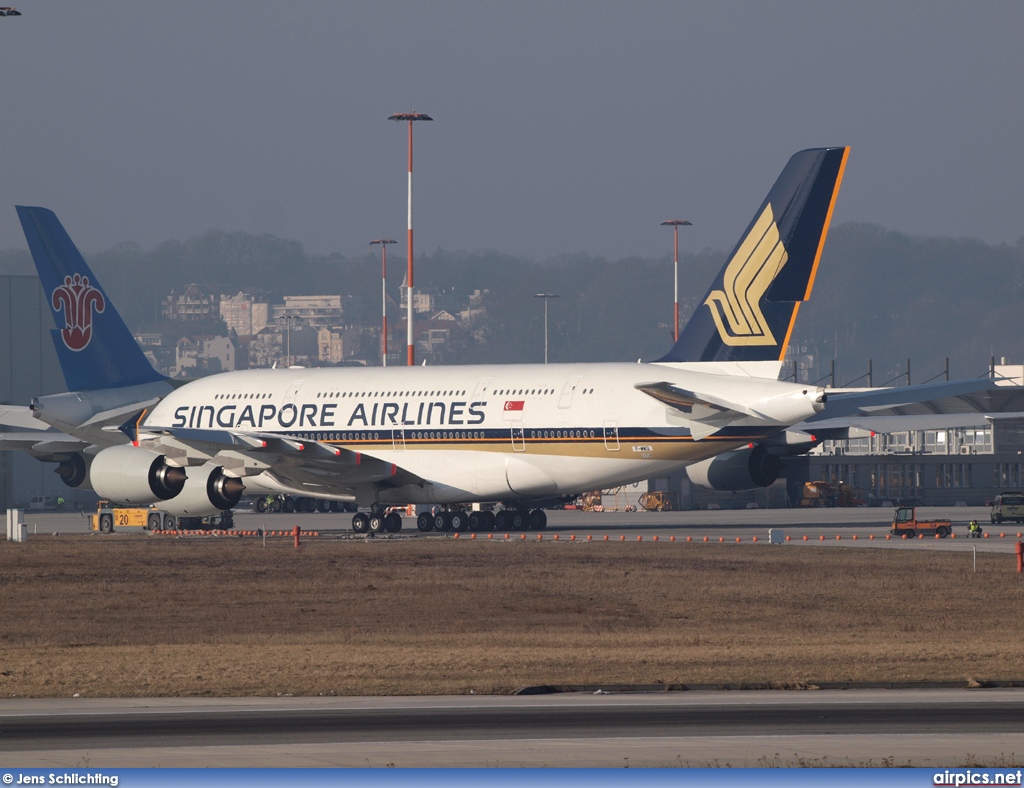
[1,535,1023,698]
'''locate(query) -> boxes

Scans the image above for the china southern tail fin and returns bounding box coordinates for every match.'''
[656,146,849,364]
[16,206,167,391]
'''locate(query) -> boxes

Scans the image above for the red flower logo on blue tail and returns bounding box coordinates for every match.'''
[51,274,105,351]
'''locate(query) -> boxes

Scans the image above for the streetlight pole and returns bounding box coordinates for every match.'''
[388,111,433,366]
[283,315,292,368]
[534,293,559,363]
[660,219,692,342]
[369,238,397,366]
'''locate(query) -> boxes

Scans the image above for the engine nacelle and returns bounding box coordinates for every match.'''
[158,464,244,516]
[54,453,92,490]
[90,445,187,504]
[686,444,783,492]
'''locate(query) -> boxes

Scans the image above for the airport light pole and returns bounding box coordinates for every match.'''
[388,111,433,366]
[282,315,295,368]
[660,219,692,342]
[534,293,559,364]
[370,238,397,366]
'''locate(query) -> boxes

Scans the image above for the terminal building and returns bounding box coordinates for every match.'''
[0,273,68,511]
[669,379,1024,510]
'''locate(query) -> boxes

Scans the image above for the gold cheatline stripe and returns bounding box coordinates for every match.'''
[321,434,767,449]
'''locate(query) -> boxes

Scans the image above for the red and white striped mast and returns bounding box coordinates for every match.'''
[661,219,692,341]
[369,238,396,366]
[388,111,433,366]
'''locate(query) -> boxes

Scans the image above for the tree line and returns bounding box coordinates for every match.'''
[2,223,1022,382]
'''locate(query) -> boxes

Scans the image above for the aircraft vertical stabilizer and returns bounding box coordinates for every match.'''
[657,146,849,364]
[16,206,167,391]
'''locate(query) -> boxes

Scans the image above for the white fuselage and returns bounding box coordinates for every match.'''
[143,362,820,505]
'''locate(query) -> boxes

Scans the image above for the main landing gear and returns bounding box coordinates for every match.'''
[351,506,402,534]
[417,507,547,533]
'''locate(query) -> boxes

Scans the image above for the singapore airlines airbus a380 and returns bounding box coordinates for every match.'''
[1,147,849,532]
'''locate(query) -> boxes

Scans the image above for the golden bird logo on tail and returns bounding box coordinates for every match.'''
[704,203,788,346]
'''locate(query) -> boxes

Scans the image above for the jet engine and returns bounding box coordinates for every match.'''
[90,445,187,504]
[54,452,92,490]
[157,463,244,516]
[686,444,784,492]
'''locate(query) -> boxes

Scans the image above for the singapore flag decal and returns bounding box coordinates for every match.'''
[504,401,525,412]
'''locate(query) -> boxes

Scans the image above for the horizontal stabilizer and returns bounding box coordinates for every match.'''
[635,381,751,440]
[0,432,86,454]
[813,379,1000,419]
[0,404,42,430]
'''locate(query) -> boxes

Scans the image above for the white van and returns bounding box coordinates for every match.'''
[27,495,56,511]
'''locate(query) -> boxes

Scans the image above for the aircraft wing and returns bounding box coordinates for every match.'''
[140,426,424,488]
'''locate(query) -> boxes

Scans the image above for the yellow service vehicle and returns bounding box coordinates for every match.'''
[638,491,673,512]
[91,501,176,533]
[990,491,1024,524]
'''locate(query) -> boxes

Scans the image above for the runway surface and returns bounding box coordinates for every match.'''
[19,506,1022,554]
[1,690,1022,767]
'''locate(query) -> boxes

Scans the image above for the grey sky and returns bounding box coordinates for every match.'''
[0,1,1021,262]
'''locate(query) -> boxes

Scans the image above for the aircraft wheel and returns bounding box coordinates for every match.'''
[270,499,282,513]
[316,499,331,513]
[99,513,113,533]
[368,513,387,533]
[147,513,162,531]
[450,511,468,532]
[529,509,547,530]
[304,498,318,513]
[482,510,496,530]
[352,513,369,533]
[385,512,403,532]
[509,510,527,531]
[282,497,295,513]
[417,512,433,532]
[494,510,509,531]
[434,512,452,532]
[255,498,268,513]
[468,512,485,531]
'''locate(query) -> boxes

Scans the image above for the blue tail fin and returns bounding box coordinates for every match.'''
[657,147,849,364]
[16,206,167,391]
